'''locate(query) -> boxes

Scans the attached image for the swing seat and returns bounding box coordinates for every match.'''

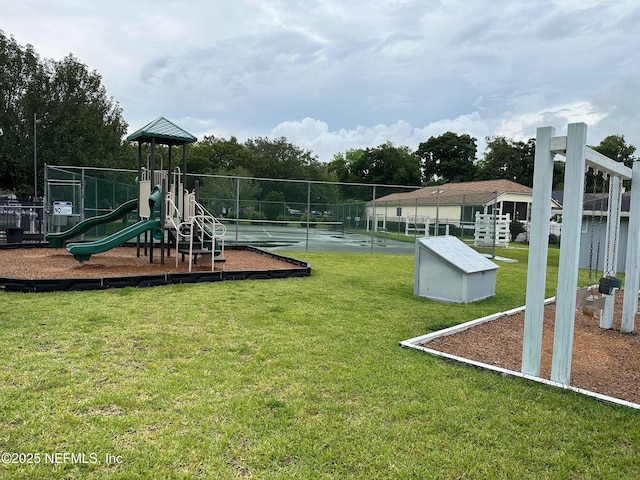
[577,287,605,318]
[598,276,622,295]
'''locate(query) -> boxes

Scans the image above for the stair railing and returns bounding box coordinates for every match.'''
[165,193,226,272]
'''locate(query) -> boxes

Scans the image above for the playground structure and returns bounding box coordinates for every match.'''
[522,122,640,386]
[45,117,226,271]
[46,198,138,248]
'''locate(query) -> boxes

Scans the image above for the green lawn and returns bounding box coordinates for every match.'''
[0,247,638,479]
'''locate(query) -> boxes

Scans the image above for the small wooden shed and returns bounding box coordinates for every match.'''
[414,235,498,303]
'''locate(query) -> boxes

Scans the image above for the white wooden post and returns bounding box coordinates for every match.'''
[600,175,623,329]
[551,123,587,386]
[621,161,640,332]
[522,126,555,377]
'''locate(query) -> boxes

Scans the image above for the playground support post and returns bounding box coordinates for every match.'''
[182,144,187,209]
[599,175,623,329]
[550,122,587,386]
[621,161,640,333]
[149,138,156,264]
[136,142,143,258]
[523,122,637,385]
[160,177,166,265]
[521,126,555,378]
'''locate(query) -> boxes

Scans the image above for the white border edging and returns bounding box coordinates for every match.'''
[400,298,640,411]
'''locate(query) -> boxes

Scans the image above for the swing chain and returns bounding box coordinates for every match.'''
[587,168,597,284]
[595,172,604,280]
[606,178,622,278]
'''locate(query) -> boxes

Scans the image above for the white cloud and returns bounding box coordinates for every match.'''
[269,114,492,162]
[2,0,640,167]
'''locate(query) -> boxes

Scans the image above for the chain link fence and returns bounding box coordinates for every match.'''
[0,165,516,252]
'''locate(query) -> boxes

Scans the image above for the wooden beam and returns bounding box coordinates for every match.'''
[621,161,640,332]
[551,123,587,385]
[522,126,555,377]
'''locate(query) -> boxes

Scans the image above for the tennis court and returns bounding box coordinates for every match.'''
[224,221,416,254]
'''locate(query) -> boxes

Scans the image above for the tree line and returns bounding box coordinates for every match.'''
[1,30,637,205]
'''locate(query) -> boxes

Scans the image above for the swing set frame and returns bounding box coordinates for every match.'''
[522,123,640,386]
[584,168,624,295]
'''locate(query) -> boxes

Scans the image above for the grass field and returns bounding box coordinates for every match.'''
[1,247,639,479]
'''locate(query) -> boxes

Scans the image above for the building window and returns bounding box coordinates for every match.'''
[396,207,402,217]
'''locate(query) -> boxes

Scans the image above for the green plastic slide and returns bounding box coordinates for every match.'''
[66,220,162,262]
[46,198,138,248]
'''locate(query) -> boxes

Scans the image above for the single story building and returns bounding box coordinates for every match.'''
[366,179,560,234]
[574,191,633,274]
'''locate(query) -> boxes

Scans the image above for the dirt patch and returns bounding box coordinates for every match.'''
[424,290,640,405]
[0,247,304,280]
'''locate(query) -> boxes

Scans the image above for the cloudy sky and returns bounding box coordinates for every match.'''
[2,0,640,162]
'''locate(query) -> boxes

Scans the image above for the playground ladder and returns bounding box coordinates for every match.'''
[165,192,226,272]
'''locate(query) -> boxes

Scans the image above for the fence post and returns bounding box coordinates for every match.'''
[435,188,440,236]
[413,198,418,238]
[371,186,376,252]
[235,177,240,245]
[492,190,498,258]
[306,181,311,251]
[43,164,48,236]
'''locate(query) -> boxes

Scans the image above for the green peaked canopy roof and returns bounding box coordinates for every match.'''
[126,117,197,145]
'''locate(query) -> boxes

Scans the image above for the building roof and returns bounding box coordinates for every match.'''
[372,179,533,206]
[553,190,632,213]
[126,117,197,145]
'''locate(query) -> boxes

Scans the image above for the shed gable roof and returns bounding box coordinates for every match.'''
[417,236,499,274]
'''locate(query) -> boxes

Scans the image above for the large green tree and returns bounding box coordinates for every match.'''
[416,132,477,184]
[328,142,421,200]
[327,148,367,200]
[586,134,637,192]
[244,136,324,203]
[476,136,535,187]
[188,135,256,175]
[591,134,636,168]
[0,33,43,198]
[197,166,262,216]
[328,149,364,183]
[329,143,420,185]
[40,54,128,169]
[0,32,128,198]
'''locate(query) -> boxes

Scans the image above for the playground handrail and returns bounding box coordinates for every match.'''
[165,191,226,271]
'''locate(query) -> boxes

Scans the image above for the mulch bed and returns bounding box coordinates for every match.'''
[424,290,640,405]
[0,246,304,279]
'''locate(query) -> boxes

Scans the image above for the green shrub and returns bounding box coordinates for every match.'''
[300,214,318,227]
[510,220,526,240]
[263,192,286,220]
[429,223,460,236]
[249,211,267,225]
[447,224,461,236]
